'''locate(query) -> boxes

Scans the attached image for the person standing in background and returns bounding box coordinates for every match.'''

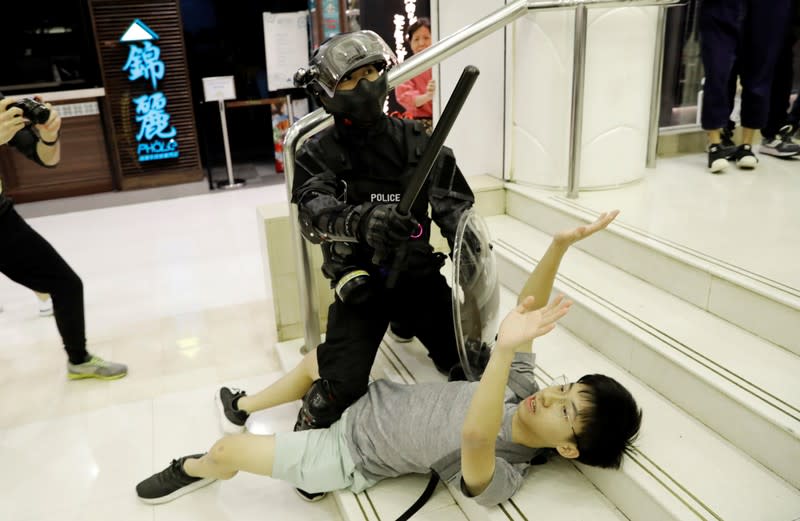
[395,18,435,133]
[699,0,793,172]
[759,0,800,158]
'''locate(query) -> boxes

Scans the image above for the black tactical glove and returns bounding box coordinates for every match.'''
[359,204,419,254]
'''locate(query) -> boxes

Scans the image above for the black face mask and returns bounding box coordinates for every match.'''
[321,73,388,126]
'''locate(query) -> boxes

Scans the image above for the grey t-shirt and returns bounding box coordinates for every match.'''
[344,353,541,507]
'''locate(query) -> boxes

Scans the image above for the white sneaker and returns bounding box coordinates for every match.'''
[39,296,53,317]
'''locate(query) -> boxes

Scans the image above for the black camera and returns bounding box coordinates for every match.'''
[9,98,51,125]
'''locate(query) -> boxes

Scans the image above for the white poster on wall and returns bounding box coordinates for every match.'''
[263,11,310,91]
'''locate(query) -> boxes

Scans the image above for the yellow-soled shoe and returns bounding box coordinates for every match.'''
[68,355,128,380]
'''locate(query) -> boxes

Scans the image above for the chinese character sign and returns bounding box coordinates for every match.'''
[123,41,165,89]
[134,93,177,141]
[120,19,180,163]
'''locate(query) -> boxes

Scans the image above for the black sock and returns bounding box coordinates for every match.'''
[69,353,91,365]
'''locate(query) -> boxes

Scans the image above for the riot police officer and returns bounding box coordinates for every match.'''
[290,31,474,435]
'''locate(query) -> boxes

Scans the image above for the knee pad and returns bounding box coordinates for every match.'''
[294,379,346,431]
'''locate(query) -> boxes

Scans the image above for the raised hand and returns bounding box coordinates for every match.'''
[496,295,571,353]
[553,210,619,248]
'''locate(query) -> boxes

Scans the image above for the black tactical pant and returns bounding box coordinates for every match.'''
[315,268,460,414]
[0,206,88,364]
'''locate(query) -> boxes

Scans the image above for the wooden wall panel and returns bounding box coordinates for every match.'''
[89,0,203,189]
[1,98,115,203]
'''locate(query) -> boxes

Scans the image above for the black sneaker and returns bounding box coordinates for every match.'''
[760,125,800,158]
[707,144,729,173]
[216,387,249,434]
[136,454,215,504]
[732,144,758,169]
[719,126,737,158]
[295,488,328,502]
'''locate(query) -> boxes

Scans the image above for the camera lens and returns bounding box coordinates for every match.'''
[12,99,51,125]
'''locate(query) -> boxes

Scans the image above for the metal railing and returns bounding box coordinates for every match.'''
[283,0,682,351]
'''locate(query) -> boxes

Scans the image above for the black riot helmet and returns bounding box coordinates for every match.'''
[294,31,397,125]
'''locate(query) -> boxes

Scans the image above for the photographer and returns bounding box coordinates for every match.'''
[0,95,127,380]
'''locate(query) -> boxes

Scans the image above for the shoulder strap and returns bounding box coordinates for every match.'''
[396,440,546,519]
[395,473,440,521]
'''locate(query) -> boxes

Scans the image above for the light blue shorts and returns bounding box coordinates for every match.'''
[272,411,377,494]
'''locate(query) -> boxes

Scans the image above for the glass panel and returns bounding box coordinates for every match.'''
[659,0,703,128]
[0,0,101,93]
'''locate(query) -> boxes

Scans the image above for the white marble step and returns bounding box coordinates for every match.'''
[503,184,800,357]
[485,287,800,521]
[275,338,628,521]
[487,214,800,490]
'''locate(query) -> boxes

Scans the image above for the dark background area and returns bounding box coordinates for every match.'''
[1,0,310,182]
[180,0,309,174]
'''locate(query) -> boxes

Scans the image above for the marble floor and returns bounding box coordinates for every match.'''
[0,185,342,521]
[0,149,796,521]
[524,149,800,292]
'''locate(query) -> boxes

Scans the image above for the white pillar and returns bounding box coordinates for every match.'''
[435,0,507,179]
[512,7,659,189]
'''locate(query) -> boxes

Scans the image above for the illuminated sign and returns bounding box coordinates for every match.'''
[123,41,164,89]
[393,0,418,64]
[120,19,179,162]
[310,0,342,40]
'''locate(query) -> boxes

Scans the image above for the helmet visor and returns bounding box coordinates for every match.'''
[312,31,397,97]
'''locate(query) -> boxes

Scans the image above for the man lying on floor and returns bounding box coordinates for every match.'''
[135,210,642,507]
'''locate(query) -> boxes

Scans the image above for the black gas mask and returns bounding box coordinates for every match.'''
[320,72,388,126]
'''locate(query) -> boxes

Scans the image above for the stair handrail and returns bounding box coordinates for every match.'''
[283,0,683,351]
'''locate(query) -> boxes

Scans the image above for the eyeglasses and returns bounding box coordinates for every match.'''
[550,375,581,449]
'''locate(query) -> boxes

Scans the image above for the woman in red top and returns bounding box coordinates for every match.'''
[395,18,435,126]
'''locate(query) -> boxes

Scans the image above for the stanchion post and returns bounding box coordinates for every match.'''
[217,99,245,189]
[566,4,588,199]
[647,6,668,168]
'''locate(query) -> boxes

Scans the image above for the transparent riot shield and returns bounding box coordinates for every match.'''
[451,209,500,381]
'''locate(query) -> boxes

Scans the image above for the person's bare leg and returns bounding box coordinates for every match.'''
[183,433,277,480]
[707,129,722,145]
[741,127,755,145]
[518,211,619,309]
[236,350,320,414]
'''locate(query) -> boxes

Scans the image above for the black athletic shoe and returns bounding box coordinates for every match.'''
[760,125,800,158]
[707,144,729,173]
[216,387,249,434]
[136,454,214,504]
[295,488,328,502]
[732,144,758,169]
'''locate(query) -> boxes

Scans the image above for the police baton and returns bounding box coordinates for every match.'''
[381,65,480,288]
